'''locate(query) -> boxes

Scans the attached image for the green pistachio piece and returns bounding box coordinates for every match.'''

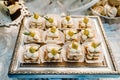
[30,31,35,37]
[50,26,56,33]
[83,17,89,24]
[23,32,30,35]
[66,16,70,21]
[72,42,78,50]
[34,13,39,19]
[91,42,101,48]
[51,48,58,55]
[83,29,89,36]
[29,46,37,53]
[68,30,74,37]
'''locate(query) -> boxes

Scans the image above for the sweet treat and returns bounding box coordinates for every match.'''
[5,0,21,20]
[24,29,42,43]
[118,6,120,16]
[45,26,60,42]
[108,7,117,17]
[109,0,120,6]
[80,28,95,43]
[61,16,74,28]
[44,45,62,62]
[23,44,40,63]
[45,16,57,28]
[64,29,78,41]
[92,6,104,14]
[29,13,45,29]
[85,41,103,63]
[66,41,83,61]
[78,17,92,29]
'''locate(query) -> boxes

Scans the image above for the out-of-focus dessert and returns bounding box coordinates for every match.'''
[92,0,120,17]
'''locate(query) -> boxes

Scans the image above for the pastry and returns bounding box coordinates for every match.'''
[79,17,92,29]
[108,7,117,17]
[46,26,59,42]
[45,16,57,28]
[23,44,40,63]
[64,29,78,41]
[24,29,42,43]
[66,41,83,61]
[117,6,120,16]
[29,13,45,29]
[109,0,120,6]
[92,6,104,15]
[80,28,95,43]
[44,45,62,62]
[61,16,74,28]
[6,1,21,20]
[85,41,102,63]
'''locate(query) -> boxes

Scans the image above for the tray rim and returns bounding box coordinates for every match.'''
[8,15,120,76]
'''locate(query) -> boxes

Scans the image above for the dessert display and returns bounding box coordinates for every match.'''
[29,13,45,29]
[78,17,92,29]
[61,16,74,28]
[40,44,62,63]
[62,41,84,62]
[84,41,103,63]
[80,28,95,43]
[23,44,40,63]
[23,29,42,43]
[18,15,105,65]
[91,0,120,17]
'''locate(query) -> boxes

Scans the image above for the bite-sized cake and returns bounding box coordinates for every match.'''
[5,0,21,20]
[80,28,95,43]
[44,45,62,62]
[23,29,42,43]
[44,16,57,28]
[29,13,45,29]
[85,41,103,63]
[61,16,74,28]
[78,17,92,29]
[66,41,84,61]
[23,44,40,63]
[64,29,78,41]
[45,26,59,42]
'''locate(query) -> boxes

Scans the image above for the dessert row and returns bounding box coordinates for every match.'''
[21,41,103,64]
[24,13,93,30]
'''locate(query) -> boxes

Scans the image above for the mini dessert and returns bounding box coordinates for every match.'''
[118,6,120,16]
[107,7,117,17]
[29,13,45,29]
[80,28,95,43]
[78,17,92,29]
[64,29,78,41]
[61,16,74,28]
[45,26,59,42]
[24,29,42,43]
[23,44,40,63]
[44,16,57,28]
[85,41,103,63]
[5,0,21,20]
[44,46,62,62]
[109,0,120,6]
[66,41,84,61]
